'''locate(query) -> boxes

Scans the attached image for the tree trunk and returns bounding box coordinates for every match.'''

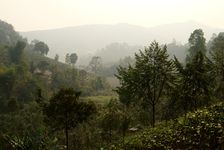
[65,122,69,150]
[152,103,155,128]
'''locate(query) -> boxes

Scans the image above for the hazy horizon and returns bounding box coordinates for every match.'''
[1,0,224,31]
[18,21,224,33]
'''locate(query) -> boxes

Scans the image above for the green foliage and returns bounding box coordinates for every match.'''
[83,95,112,105]
[44,88,96,131]
[0,102,54,150]
[65,53,70,64]
[12,78,40,103]
[7,98,19,112]
[100,100,123,134]
[69,120,102,150]
[64,53,78,66]
[0,66,16,99]
[0,46,11,65]
[116,41,176,127]
[98,99,131,148]
[70,53,78,66]
[0,134,56,150]
[37,60,49,70]
[43,88,97,149]
[91,76,106,91]
[117,102,224,149]
[210,32,224,98]
[174,51,214,113]
[1,19,224,150]
[9,41,26,64]
[89,56,102,74]
[33,41,49,56]
[186,29,206,62]
[0,20,24,46]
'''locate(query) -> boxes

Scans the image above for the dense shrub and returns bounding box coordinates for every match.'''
[116,102,224,149]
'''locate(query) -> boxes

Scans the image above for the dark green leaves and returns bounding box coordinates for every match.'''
[43,88,96,131]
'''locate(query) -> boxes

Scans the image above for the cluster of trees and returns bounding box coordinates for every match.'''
[116,29,224,128]
[31,40,49,55]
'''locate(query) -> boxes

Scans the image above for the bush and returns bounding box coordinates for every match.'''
[116,102,224,149]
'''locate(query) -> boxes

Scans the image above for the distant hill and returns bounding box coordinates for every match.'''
[20,24,154,59]
[20,21,223,64]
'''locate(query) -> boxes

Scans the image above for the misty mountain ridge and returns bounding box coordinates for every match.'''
[20,21,223,64]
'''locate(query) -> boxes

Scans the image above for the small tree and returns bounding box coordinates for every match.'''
[70,53,78,67]
[43,88,96,150]
[64,53,78,67]
[33,41,49,55]
[65,53,70,64]
[89,56,102,74]
[54,54,59,62]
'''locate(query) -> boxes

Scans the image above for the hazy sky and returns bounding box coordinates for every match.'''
[1,0,224,31]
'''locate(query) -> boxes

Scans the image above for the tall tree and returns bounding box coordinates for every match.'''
[43,88,96,150]
[210,32,224,98]
[174,51,214,112]
[186,29,206,62]
[116,41,175,127]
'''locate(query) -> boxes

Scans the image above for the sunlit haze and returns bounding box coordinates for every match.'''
[1,0,224,31]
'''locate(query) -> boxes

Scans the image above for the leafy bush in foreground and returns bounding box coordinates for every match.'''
[116,102,224,149]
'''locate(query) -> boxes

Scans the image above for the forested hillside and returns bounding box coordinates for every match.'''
[0,19,224,150]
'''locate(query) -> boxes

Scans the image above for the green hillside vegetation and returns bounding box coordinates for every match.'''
[0,20,111,111]
[115,102,224,149]
[0,19,224,149]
